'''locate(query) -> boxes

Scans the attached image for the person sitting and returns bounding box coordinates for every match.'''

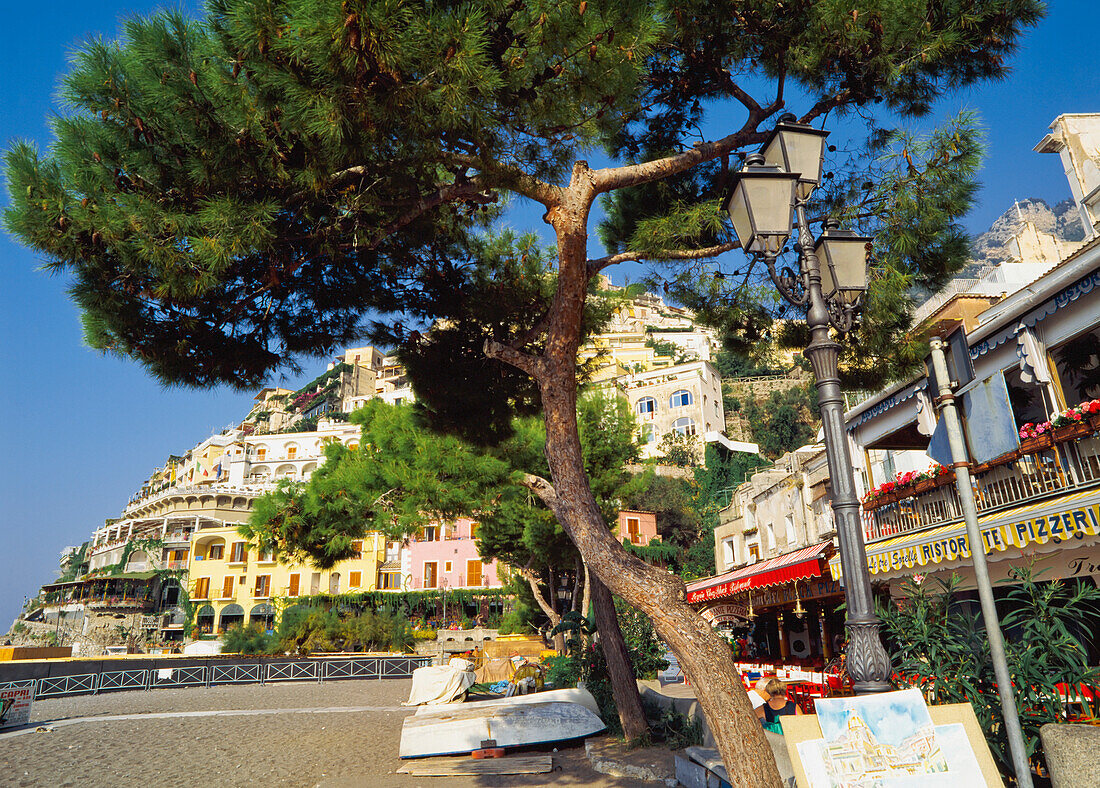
[750,677,771,721]
[761,678,803,726]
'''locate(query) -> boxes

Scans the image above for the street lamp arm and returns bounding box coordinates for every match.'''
[763,254,810,308]
[826,296,861,333]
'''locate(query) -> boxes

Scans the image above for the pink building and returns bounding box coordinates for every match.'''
[407,518,502,590]
[614,510,658,546]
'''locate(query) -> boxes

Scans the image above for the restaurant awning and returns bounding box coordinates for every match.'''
[686,542,832,605]
[831,487,1100,581]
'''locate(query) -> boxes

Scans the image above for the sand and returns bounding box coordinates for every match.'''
[0,679,651,787]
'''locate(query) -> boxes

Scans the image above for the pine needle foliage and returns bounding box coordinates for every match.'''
[5,1,1043,393]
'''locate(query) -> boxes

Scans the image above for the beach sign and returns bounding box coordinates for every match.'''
[0,686,33,729]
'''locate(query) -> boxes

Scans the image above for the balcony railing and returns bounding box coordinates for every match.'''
[864,429,1100,542]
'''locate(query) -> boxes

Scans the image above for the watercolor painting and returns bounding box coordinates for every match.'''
[793,689,978,787]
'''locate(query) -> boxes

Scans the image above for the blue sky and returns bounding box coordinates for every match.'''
[0,2,1095,630]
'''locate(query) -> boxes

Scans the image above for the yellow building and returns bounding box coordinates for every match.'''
[186,526,387,633]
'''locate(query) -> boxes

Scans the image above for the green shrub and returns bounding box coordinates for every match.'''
[277,607,342,654]
[614,599,669,680]
[645,700,704,750]
[221,623,281,655]
[879,567,1100,779]
[497,610,534,636]
[544,653,582,689]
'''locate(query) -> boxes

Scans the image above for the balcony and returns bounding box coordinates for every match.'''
[86,597,154,610]
[163,532,193,547]
[863,427,1100,542]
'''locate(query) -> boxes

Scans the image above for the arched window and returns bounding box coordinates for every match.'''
[636,397,656,417]
[669,389,693,408]
[641,423,658,444]
[285,443,298,459]
[255,446,267,461]
[672,417,696,436]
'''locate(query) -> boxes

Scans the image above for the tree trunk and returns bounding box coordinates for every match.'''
[486,162,783,787]
[572,556,587,616]
[540,375,780,787]
[589,572,649,743]
[519,568,566,653]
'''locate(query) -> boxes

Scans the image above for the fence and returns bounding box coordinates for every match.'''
[5,655,432,700]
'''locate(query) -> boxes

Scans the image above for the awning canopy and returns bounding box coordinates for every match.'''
[832,488,1100,581]
[686,542,831,605]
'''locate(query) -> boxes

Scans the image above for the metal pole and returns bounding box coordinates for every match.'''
[928,337,1033,787]
[795,201,894,693]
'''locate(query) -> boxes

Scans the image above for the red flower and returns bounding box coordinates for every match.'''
[1090,401,1100,414]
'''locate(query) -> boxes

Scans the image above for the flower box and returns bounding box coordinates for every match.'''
[913,478,936,494]
[931,470,956,488]
[972,450,1019,474]
[1090,413,1100,432]
[1019,434,1054,454]
[1052,421,1094,443]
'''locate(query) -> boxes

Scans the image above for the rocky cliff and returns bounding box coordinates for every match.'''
[968,198,1086,269]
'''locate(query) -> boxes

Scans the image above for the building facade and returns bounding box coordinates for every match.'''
[839,114,1100,660]
[692,445,843,663]
[618,360,726,458]
[187,529,388,633]
[406,519,503,591]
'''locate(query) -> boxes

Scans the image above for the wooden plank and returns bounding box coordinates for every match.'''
[396,755,553,776]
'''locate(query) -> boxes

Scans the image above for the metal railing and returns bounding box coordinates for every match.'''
[2,655,432,700]
[865,432,1100,541]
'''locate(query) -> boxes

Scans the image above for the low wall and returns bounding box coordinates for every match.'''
[0,647,73,662]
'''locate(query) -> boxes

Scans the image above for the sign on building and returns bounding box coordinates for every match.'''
[0,686,33,729]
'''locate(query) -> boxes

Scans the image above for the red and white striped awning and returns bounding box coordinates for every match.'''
[685,542,832,605]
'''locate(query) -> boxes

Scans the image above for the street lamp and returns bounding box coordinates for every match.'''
[722,114,893,693]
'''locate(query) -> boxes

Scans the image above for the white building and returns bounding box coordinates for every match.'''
[617,360,726,459]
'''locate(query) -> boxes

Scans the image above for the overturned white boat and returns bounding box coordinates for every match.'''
[413,687,601,718]
[399,699,605,759]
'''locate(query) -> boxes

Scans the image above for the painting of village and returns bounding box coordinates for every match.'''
[796,689,984,787]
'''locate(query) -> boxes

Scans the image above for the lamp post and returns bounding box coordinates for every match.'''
[722,115,893,693]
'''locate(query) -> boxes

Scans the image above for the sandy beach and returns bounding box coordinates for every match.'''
[0,679,655,787]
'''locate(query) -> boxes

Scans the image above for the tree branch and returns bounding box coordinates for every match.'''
[518,567,561,625]
[441,153,562,207]
[799,90,851,125]
[572,555,585,615]
[591,102,781,194]
[366,177,495,249]
[518,472,560,512]
[484,338,544,378]
[723,73,761,114]
[586,242,740,278]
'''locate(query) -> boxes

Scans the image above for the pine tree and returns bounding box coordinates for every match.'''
[5,3,1044,782]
